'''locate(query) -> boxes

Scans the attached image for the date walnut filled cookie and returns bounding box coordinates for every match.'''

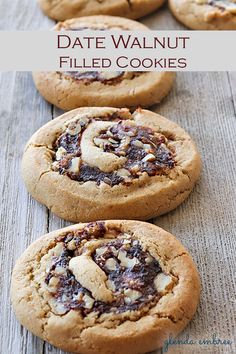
[21,107,201,222]
[32,16,175,110]
[38,0,165,21]
[169,0,236,29]
[11,220,200,354]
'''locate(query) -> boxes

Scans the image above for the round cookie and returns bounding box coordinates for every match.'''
[169,0,236,29]
[11,220,201,354]
[21,107,201,222]
[38,0,165,21]
[33,16,175,110]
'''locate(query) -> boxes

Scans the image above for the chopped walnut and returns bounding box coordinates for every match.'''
[154,273,173,295]
[142,153,156,162]
[124,289,142,304]
[118,250,139,268]
[83,294,95,309]
[56,147,67,160]
[68,157,81,173]
[105,258,117,271]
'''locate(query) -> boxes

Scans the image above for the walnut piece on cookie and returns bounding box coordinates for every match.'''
[32,16,175,110]
[38,0,165,21]
[21,107,201,222]
[169,0,236,29]
[11,220,201,354]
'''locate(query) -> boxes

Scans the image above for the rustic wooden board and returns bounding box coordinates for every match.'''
[0,2,235,354]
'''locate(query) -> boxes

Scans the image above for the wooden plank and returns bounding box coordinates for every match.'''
[227,72,236,117]
[0,72,51,354]
[154,72,236,354]
[0,0,54,30]
[142,3,185,30]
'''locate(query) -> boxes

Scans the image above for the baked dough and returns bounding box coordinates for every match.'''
[38,0,165,21]
[11,220,201,354]
[33,16,175,110]
[21,107,201,222]
[169,0,236,29]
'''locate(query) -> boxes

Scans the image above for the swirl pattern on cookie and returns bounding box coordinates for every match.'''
[43,222,174,315]
[57,20,133,86]
[58,23,141,86]
[52,112,175,186]
[63,71,125,84]
[32,16,175,110]
[11,220,201,354]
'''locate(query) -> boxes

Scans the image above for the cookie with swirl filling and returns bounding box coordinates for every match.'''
[11,220,200,354]
[32,16,175,110]
[21,107,201,222]
[38,0,165,21]
[169,0,236,29]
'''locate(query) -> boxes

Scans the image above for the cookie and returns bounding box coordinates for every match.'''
[38,0,165,21]
[33,16,175,110]
[169,0,236,29]
[11,220,200,354]
[21,107,201,222]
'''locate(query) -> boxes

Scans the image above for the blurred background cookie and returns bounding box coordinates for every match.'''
[33,16,175,110]
[38,0,165,21]
[11,220,200,354]
[21,107,201,222]
[169,0,236,29]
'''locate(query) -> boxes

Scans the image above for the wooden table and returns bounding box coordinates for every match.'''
[0,1,235,353]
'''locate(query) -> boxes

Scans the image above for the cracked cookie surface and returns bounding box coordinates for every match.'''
[11,220,200,354]
[32,16,175,110]
[169,0,236,29]
[38,0,165,21]
[21,107,201,222]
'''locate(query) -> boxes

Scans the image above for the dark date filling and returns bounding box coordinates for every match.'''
[99,122,175,177]
[59,26,126,84]
[73,164,124,186]
[63,71,125,85]
[52,116,175,186]
[45,222,163,316]
[66,27,107,31]
[59,25,144,84]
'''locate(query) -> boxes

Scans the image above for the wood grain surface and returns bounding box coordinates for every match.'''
[0,2,235,354]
